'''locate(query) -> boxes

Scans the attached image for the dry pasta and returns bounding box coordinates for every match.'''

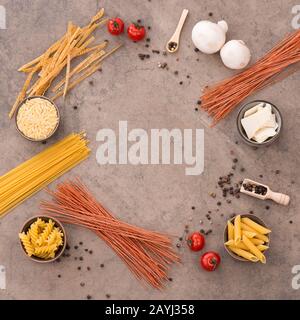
[0,133,90,217]
[242,235,266,264]
[241,217,271,235]
[234,215,241,244]
[19,218,64,260]
[228,246,259,262]
[227,221,234,241]
[240,222,269,243]
[225,215,270,264]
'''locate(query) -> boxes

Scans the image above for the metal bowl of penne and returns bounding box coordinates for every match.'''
[19,216,67,263]
[224,214,271,263]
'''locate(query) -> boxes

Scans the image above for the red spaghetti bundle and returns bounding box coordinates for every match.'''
[40,179,180,289]
[201,30,300,125]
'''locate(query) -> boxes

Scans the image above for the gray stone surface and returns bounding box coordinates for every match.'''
[0,0,299,300]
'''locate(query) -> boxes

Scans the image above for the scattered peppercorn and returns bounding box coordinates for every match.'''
[152,49,160,54]
[176,243,181,248]
[137,19,141,24]
[79,242,83,245]
[89,250,93,254]
[87,267,91,271]
[42,141,47,145]
[240,168,245,172]
[148,26,151,30]
[195,108,198,112]
[73,106,78,110]
[174,70,179,75]
[80,282,85,287]
[168,277,173,281]
[79,257,83,261]
[217,201,222,206]
[275,170,280,174]
[233,158,238,163]
[74,245,78,250]
[57,274,61,278]
[209,12,213,17]
[87,295,92,300]
[100,264,104,268]
[66,244,70,250]
[179,81,183,85]
[89,80,94,86]
[85,249,88,252]
[289,220,293,224]
[77,266,81,270]
[145,44,149,48]
[106,294,111,299]
[194,47,199,52]
[265,205,270,210]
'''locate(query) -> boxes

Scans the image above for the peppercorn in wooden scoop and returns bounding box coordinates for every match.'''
[240,178,290,206]
[166,9,189,53]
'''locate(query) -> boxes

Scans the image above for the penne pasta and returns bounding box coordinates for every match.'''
[227,221,234,241]
[241,217,271,235]
[240,222,269,243]
[242,235,266,264]
[242,230,256,238]
[228,246,259,262]
[257,244,269,252]
[225,240,248,250]
[249,238,265,245]
[234,215,242,244]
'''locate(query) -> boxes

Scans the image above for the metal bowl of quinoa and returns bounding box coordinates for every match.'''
[15,96,60,142]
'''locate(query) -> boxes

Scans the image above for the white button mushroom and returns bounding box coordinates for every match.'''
[192,20,228,54]
[220,40,251,69]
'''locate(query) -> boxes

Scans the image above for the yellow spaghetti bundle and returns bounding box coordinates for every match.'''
[0,133,90,217]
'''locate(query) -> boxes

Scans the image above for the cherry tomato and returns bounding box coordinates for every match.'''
[107,18,124,36]
[200,252,221,271]
[187,232,205,252]
[127,23,146,41]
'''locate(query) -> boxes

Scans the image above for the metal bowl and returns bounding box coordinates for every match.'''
[237,100,282,147]
[223,214,270,262]
[15,96,60,142]
[19,215,66,263]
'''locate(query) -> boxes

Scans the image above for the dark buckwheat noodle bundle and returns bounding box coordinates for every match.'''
[40,179,180,289]
[201,29,300,125]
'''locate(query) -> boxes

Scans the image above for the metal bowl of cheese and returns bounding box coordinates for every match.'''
[237,100,282,147]
[15,96,60,142]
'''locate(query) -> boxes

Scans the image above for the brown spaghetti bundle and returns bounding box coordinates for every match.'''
[201,30,300,125]
[40,179,180,289]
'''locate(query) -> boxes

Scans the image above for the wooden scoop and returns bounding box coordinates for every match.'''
[166,9,189,53]
[240,178,290,206]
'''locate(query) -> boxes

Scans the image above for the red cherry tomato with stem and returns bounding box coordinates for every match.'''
[127,23,146,41]
[107,18,124,36]
[200,252,221,271]
[187,232,205,252]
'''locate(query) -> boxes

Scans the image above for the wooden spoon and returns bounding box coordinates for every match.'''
[166,9,189,53]
[240,178,290,206]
